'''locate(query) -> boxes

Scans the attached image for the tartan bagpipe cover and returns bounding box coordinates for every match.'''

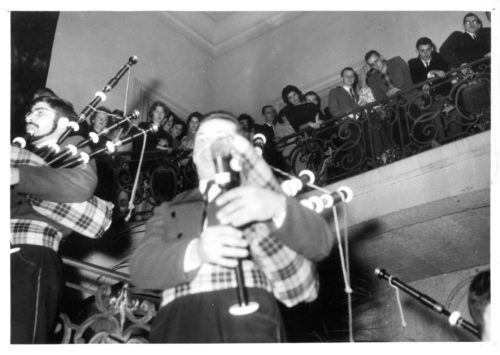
[11,145,114,239]
[226,134,319,306]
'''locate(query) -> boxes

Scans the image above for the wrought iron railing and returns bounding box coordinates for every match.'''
[55,257,160,344]
[276,57,490,183]
[95,58,490,217]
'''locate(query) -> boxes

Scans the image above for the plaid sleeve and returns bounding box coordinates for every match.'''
[245,222,319,307]
[11,146,47,167]
[27,195,114,239]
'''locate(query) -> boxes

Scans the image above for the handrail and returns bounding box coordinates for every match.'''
[62,256,132,284]
[276,56,491,143]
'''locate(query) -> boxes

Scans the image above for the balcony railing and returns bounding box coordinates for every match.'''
[95,58,490,218]
[54,257,160,343]
[276,57,490,184]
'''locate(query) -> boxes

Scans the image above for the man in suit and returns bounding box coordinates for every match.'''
[439,12,490,69]
[365,50,415,151]
[328,67,359,120]
[254,105,287,170]
[365,50,414,101]
[130,111,333,343]
[408,37,451,144]
[408,37,450,96]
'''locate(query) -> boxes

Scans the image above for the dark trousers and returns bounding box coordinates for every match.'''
[149,288,286,343]
[11,244,63,344]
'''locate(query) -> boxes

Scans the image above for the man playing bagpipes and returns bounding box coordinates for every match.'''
[10,96,113,343]
[130,111,334,343]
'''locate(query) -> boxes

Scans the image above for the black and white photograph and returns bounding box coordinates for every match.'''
[4,0,498,349]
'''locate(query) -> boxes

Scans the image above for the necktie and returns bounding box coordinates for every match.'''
[350,88,357,103]
[424,61,429,69]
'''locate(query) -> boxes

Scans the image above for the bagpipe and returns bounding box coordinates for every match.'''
[374,267,480,338]
[10,56,163,238]
[12,56,163,169]
[204,132,354,317]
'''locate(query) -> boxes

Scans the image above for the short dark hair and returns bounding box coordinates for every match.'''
[171,117,187,139]
[90,106,112,124]
[341,67,355,77]
[31,95,77,122]
[415,37,435,50]
[281,85,303,105]
[148,101,171,120]
[304,91,321,108]
[365,50,381,62]
[33,87,57,99]
[187,111,203,126]
[468,270,490,335]
[237,113,255,128]
[463,12,481,26]
[277,106,289,124]
[261,105,276,115]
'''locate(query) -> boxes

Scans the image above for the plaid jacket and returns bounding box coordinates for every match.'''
[138,134,328,307]
[11,144,113,251]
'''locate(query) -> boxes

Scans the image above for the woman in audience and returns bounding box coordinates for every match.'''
[170,117,187,150]
[131,100,172,152]
[156,113,175,152]
[281,85,323,131]
[180,111,202,151]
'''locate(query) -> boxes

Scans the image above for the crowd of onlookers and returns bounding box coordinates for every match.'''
[20,13,491,173]
[109,12,488,170]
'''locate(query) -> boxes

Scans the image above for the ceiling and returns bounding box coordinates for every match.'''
[161,11,303,55]
[202,11,234,22]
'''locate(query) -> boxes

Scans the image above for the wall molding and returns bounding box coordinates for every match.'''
[133,78,191,121]
[160,11,304,56]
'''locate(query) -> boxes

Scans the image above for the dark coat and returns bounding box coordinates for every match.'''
[439,28,490,68]
[408,52,451,96]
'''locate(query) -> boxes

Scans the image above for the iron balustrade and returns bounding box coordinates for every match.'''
[275,57,490,184]
[55,256,160,343]
[93,58,489,218]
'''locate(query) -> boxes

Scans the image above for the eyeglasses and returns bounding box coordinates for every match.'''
[465,20,480,24]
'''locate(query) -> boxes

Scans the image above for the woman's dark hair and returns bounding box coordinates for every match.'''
[237,113,255,129]
[281,85,303,105]
[172,117,187,139]
[277,106,289,124]
[187,111,202,125]
[148,101,170,121]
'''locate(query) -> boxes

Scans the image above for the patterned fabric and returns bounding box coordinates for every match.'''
[26,194,113,239]
[11,219,63,251]
[161,261,273,307]
[245,223,318,307]
[357,87,376,106]
[161,133,319,307]
[11,146,113,250]
[381,71,397,91]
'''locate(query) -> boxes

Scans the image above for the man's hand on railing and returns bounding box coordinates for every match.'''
[386,87,401,97]
[428,70,446,79]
